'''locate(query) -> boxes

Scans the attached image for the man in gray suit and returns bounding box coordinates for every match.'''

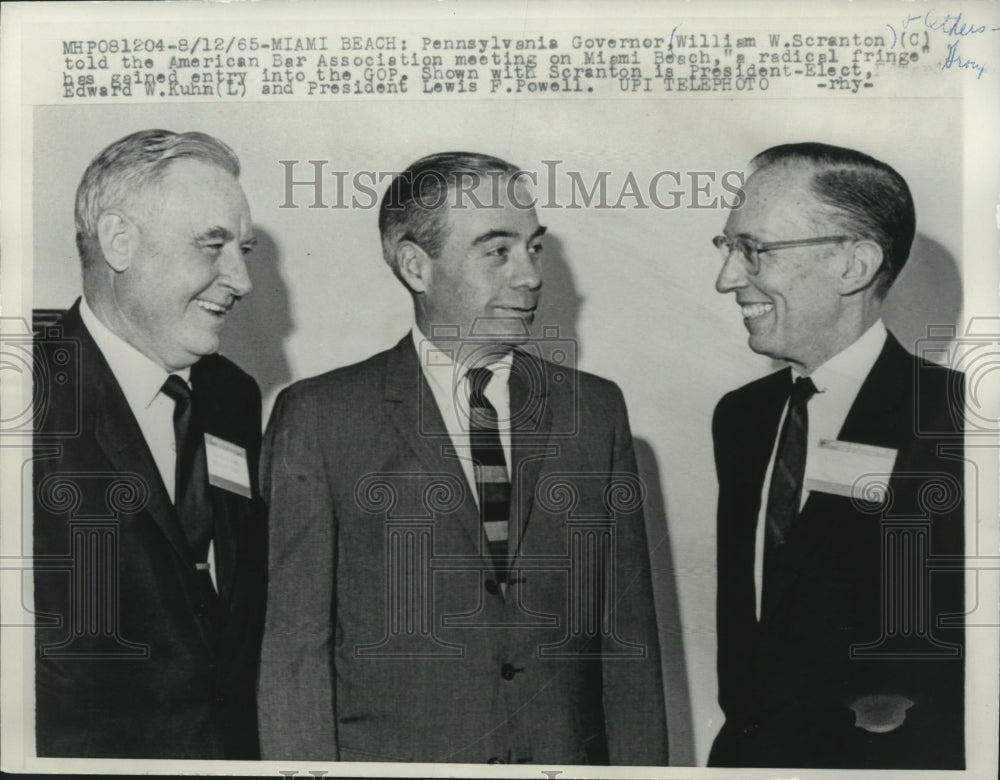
[257,152,668,765]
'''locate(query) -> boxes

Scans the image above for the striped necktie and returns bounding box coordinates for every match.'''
[761,375,818,614]
[466,367,511,586]
[765,375,819,547]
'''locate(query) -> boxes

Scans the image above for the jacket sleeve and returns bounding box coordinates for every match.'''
[601,384,670,765]
[257,386,339,760]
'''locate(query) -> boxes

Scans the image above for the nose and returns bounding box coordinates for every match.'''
[715,250,747,294]
[510,246,543,292]
[220,245,253,298]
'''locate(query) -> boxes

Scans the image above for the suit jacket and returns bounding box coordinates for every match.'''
[709,333,964,769]
[257,334,668,765]
[33,300,267,759]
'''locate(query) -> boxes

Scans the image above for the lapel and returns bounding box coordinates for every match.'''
[836,334,910,448]
[63,303,195,569]
[760,335,910,623]
[507,347,554,560]
[730,368,793,499]
[719,368,790,623]
[382,336,481,549]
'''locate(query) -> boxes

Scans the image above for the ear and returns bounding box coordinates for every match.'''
[395,241,432,294]
[839,240,884,296]
[95,212,136,273]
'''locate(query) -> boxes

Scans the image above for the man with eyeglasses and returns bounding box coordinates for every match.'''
[708,143,964,769]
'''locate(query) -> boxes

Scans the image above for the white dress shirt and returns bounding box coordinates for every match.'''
[754,320,888,618]
[79,299,216,585]
[411,326,513,506]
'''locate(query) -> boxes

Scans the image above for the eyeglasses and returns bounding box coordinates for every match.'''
[712,234,853,275]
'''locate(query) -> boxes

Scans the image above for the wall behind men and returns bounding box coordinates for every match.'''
[31,98,963,765]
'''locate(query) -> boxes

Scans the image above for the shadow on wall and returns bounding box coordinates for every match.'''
[883,233,963,357]
[531,234,583,355]
[533,233,692,761]
[634,439,696,766]
[760,232,963,373]
[219,228,293,405]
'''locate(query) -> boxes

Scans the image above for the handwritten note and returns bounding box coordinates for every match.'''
[943,39,987,78]
[886,8,998,79]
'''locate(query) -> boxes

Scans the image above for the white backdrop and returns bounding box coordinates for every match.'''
[32,97,964,765]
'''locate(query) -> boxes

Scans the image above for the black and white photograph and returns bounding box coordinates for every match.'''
[1,1,997,777]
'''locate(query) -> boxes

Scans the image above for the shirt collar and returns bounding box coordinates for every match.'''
[801,319,888,394]
[411,324,513,395]
[80,297,190,408]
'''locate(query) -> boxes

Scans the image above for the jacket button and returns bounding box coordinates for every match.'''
[742,723,758,737]
[214,695,225,705]
[501,663,517,681]
[484,579,500,595]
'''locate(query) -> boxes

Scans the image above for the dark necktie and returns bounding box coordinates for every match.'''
[466,367,511,586]
[765,375,819,547]
[161,375,215,576]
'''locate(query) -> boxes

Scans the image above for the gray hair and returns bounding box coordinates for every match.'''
[74,129,240,266]
[751,142,915,299]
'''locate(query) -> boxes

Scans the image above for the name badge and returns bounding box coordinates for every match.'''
[804,438,898,502]
[204,433,252,499]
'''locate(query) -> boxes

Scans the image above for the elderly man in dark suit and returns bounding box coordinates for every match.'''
[709,143,964,769]
[33,129,266,758]
[258,152,668,765]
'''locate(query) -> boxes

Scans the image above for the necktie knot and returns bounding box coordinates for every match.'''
[161,374,192,405]
[467,367,494,407]
[789,376,818,408]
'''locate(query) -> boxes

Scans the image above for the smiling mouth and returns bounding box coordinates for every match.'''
[195,298,234,317]
[496,305,537,316]
[740,302,773,321]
